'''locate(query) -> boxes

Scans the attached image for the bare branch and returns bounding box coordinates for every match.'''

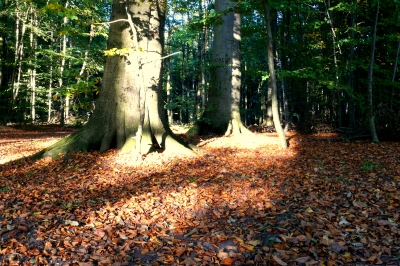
[141,51,182,65]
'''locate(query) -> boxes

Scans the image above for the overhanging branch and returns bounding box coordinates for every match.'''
[140,51,182,65]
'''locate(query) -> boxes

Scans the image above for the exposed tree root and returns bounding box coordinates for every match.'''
[30,125,197,162]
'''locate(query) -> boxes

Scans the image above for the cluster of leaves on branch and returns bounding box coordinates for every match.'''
[0,126,399,265]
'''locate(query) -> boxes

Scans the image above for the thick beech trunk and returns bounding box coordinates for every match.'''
[197,0,251,136]
[31,0,195,160]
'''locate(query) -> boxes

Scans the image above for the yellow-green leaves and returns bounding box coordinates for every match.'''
[104,47,132,57]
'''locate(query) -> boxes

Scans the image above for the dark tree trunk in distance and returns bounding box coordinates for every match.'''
[368,1,380,144]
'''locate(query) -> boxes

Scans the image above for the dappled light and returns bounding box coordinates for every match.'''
[0,126,77,164]
[1,126,399,265]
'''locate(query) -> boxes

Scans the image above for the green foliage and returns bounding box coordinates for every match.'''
[361,161,375,172]
[0,186,10,193]
[1,0,399,135]
[0,0,108,124]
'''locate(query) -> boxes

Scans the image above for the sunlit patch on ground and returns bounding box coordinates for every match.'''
[0,126,76,164]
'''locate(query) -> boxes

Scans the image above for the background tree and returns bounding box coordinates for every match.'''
[262,0,287,148]
[1,0,399,143]
[0,0,108,125]
[197,0,251,135]
[367,1,380,144]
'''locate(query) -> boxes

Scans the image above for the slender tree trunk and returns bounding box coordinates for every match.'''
[266,80,273,126]
[368,1,380,144]
[196,0,208,119]
[58,1,68,125]
[0,0,11,124]
[11,6,28,107]
[28,7,37,123]
[390,41,400,111]
[325,0,342,127]
[348,1,356,128]
[76,24,94,84]
[166,69,173,124]
[281,8,291,131]
[47,31,53,123]
[164,17,173,124]
[263,0,287,149]
[199,0,208,116]
[282,80,289,132]
[180,43,185,123]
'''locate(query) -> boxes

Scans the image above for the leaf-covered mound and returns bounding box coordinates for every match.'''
[0,126,399,265]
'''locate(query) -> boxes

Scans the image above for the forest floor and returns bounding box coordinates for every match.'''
[0,125,399,266]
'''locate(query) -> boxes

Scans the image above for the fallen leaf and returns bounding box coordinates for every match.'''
[183,257,197,266]
[248,239,262,246]
[294,256,310,263]
[175,247,186,257]
[272,255,287,266]
[220,257,234,265]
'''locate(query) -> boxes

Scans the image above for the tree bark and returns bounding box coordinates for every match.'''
[31,0,195,160]
[324,0,342,127]
[263,0,287,149]
[11,5,28,108]
[197,0,251,136]
[390,41,400,111]
[58,1,69,126]
[368,1,380,144]
[28,7,37,123]
[47,31,54,123]
[197,0,208,119]
[347,0,356,128]
[0,0,11,125]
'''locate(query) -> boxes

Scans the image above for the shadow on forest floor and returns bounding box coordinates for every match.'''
[0,125,399,265]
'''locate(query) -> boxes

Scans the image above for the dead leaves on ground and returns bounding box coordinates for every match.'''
[0,126,399,265]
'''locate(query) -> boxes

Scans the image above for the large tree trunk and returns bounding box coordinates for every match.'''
[263,0,287,149]
[197,0,251,136]
[31,0,195,160]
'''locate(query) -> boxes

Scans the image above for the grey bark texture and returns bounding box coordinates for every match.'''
[31,0,195,160]
[263,0,287,149]
[197,0,251,136]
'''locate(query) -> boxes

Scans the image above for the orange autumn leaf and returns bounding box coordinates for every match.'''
[220,257,234,266]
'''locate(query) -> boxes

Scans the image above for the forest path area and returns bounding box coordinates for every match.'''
[0,125,399,265]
